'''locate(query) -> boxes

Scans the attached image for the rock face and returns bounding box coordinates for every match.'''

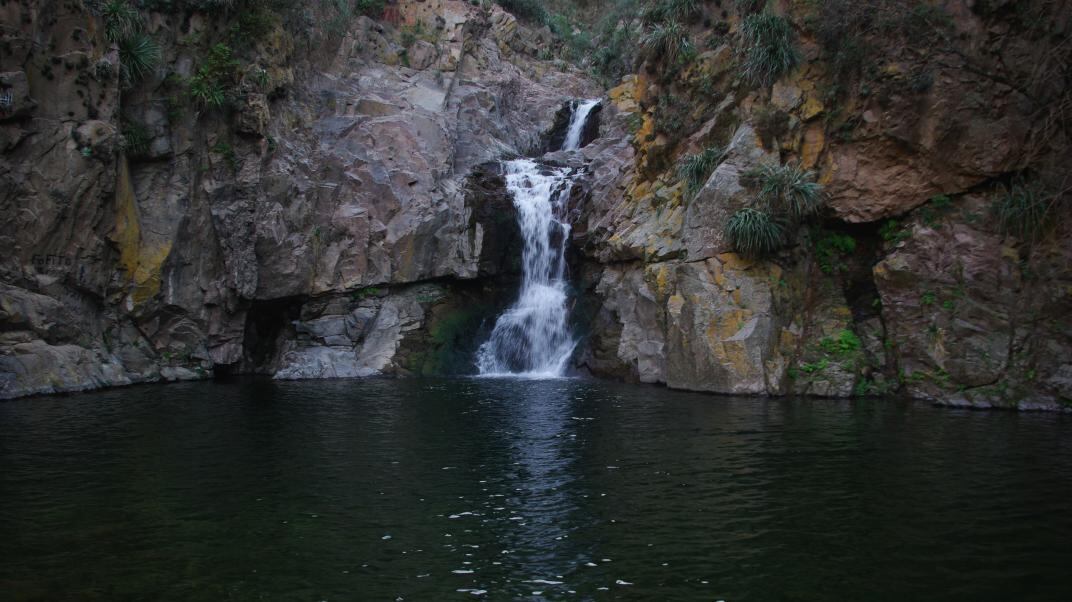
[3,0,1069,413]
[0,0,598,399]
[571,0,1071,411]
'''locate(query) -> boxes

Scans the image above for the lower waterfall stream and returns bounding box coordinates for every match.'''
[475,100,599,377]
[475,159,577,376]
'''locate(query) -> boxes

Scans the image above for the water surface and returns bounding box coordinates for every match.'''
[1,378,1070,601]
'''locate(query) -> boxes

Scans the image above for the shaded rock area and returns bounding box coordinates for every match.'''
[0,0,598,398]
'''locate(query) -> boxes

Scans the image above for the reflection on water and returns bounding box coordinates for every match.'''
[1,377,1071,601]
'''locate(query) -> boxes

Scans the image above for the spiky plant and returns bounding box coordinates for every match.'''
[740,13,799,86]
[994,182,1052,243]
[678,146,725,193]
[102,0,140,43]
[668,0,704,21]
[188,76,227,108]
[121,119,151,157]
[641,20,693,64]
[726,207,785,258]
[118,32,160,84]
[752,162,823,219]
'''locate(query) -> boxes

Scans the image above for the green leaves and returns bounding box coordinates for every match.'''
[187,43,240,109]
[751,162,823,220]
[994,181,1053,244]
[678,146,725,194]
[102,0,140,43]
[726,163,824,259]
[102,1,160,86]
[640,20,693,64]
[725,208,785,258]
[118,32,161,84]
[740,13,799,86]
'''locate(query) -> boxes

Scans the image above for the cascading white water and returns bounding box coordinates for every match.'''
[561,99,600,151]
[475,160,576,376]
[476,99,599,377]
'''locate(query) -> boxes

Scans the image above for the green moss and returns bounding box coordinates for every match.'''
[406,304,493,376]
[813,230,856,274]
[819,329,861,357]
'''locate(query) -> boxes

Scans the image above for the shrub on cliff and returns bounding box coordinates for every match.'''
[726,208,785,258]
[100,1,160,86]
[678,146,725,194]
[726,162,824,259]
[643,0,704,24]
[740,13,798,86]
[640,20,693,64]
[751,162,823,220]
[994,181,1054,244]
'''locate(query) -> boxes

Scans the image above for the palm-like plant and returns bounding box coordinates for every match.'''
[102,0,140,43]
[641,20,693,63]
[726,207,785,258]
[119,32,160,84]
[740,13,799,86]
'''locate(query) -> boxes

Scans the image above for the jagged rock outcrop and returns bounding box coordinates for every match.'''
[572,0,1071,411]
[0,0,598,398]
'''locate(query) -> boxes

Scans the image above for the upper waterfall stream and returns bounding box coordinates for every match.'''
[475,100,599,377]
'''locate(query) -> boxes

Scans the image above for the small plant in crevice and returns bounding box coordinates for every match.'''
[653,93,689,136]
[878,218,910,244]
[121,119,151,157]
[101,0,140,43]
[739,12,799,86]
[187,43,240,110]
[993,180,1054,244]
[644,0,704,24]
[678,146,725,194]
[725,207,784,258]
[819,329,862,357]
[211,141,238,170]
[813,229,856,274]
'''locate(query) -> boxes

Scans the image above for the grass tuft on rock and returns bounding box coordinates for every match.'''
[740,13,799,86]
[641,20,693,64]
[678,146,725,194]
[994,181,1053,243]
[118,32,160,84]
[752,162,824,220]
[726,207,784,258]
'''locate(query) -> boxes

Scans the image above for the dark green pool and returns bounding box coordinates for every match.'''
[1,378,1070,601]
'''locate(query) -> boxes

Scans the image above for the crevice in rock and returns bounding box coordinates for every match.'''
[242,296,305,374]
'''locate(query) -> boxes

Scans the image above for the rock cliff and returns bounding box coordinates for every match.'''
[2,0,1069,412]
[0,0,596,397]
[571,0,1071,411]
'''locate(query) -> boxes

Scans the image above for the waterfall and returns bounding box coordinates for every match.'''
[475,99,599,377]
[562,99,600,151]
[475,160,576,376]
